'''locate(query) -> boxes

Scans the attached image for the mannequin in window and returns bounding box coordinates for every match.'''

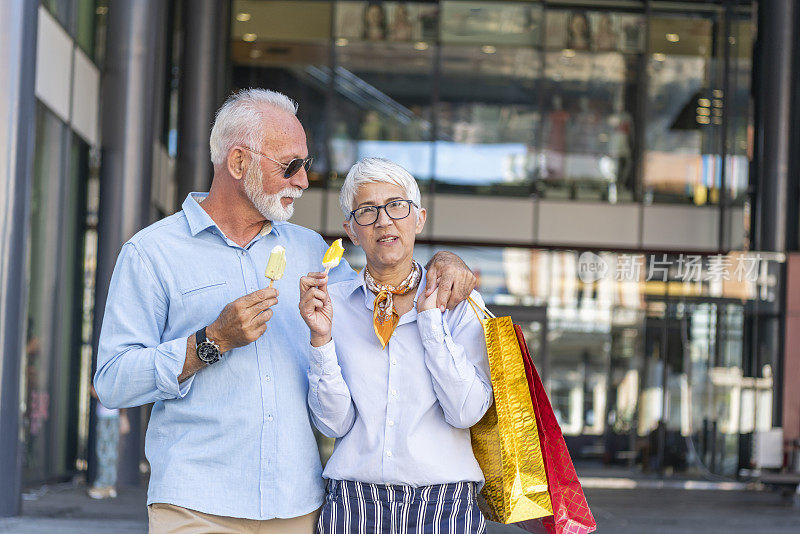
[389,3,414,42]
[607,91,633,190]
[363,2,387,41]
[543,95,569,180]
[567,11,591,51]
[570,96,599,153]
[594,14,618,51]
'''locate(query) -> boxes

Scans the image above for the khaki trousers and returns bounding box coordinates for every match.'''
[148,503,320,534]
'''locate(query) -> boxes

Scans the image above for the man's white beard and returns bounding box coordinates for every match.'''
[243,163,302,222]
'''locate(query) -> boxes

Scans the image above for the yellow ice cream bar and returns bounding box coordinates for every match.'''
[322,238,344,270]
[265,245,286,282]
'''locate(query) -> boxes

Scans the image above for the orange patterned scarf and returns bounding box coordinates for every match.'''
[364,262,422,348]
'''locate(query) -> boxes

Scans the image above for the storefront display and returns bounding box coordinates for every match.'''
[231,0,750,203]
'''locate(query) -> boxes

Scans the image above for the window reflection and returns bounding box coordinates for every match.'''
[330,2,437,182]
[726,19,754,204]
[403,244,777,477]
[643,13,751,205]
[23,107,91,481]
[231,1,752,206]
[437,45,541,189]
[231,0,333,186]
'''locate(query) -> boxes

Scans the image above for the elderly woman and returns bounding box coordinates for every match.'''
[299,157,492,533]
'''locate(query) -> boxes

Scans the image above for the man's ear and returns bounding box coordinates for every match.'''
[228,147,246,180]
[343,220,360,246]
[415,207,427,235]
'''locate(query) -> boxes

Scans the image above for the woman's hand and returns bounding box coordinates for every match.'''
[425,251,477,311]
[299,272,333,347]
[417,285,439,312]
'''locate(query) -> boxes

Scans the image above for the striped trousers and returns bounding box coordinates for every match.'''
[316,479,486,534]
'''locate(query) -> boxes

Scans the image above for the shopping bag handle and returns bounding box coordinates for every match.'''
[466,295,496,320]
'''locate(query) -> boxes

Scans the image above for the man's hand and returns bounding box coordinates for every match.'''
[299,272,333,347]
[178,288,279,382]
[206,287,279,352]
[424,251,477,311]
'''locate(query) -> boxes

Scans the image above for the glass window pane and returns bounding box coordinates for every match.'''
[726,18,754,205]
[330,2,437,184]
[436,2,542,195]
[24,105,67,480]
[231,0,332,187]
[74,0,97,56]
[21,103,96,480]
[441,2,541,46]
[542,10,643,202]
[644,14,721,205]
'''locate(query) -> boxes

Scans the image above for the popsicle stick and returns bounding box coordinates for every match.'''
[323,266,331,275]
[268,279,274,288]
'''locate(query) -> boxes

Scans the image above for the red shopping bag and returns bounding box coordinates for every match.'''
[513,325,597,534]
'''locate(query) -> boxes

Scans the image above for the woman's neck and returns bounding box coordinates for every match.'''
[367,260,414,287]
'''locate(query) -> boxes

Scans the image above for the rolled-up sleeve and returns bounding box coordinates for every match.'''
[307,339,356,438]
[94,242,194,408]
[417,292,493,429]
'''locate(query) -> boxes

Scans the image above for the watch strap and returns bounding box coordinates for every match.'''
[195,327,207,346]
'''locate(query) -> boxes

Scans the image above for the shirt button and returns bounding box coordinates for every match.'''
[386,450,392,457]
[391,359,397,365]
[265,375,271,382]
[388,420,395,427]
[240,250,246,256]
[391,389,398,397]
[267,415,273,422]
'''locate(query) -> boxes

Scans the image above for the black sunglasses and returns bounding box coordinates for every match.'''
[241,146,313,178]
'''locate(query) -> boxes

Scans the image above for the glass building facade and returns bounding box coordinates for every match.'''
[3,0,800,517]
[229,0,766,477]
[15,1,105,487]
[230,0,752,206]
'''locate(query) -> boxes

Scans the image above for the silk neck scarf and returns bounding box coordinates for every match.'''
[364,261,422,348]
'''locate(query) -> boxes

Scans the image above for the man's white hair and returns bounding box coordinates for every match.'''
[339,157,422,220]
[209,88,298,165]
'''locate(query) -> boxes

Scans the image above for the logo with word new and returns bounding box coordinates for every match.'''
[578,252,609,283]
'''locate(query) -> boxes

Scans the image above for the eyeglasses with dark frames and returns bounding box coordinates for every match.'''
[349,199,417,226]
[241,146,313,179]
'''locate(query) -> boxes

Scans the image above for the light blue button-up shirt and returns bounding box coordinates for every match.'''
[307,268,492,488]
[94,193,356,520]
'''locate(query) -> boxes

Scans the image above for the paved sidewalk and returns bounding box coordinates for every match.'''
[0,483,146,534]
[1,481,798,533]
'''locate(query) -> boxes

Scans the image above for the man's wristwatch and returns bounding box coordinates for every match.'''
[195,327,222,365]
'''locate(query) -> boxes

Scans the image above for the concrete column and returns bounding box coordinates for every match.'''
[0,0,38,517]
[175,0,231,206]
[751,0,795,430]
[92,0,168,487]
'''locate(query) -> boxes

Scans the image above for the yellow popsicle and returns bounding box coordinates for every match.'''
[265,245,286,286]
[322,238,344,274]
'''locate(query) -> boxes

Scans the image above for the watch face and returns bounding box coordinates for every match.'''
[197,341,220,363]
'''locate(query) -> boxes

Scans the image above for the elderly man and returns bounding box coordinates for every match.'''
[93,89,476,533]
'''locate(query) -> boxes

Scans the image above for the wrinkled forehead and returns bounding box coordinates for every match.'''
[354,181,406,204]
[260,109,307,151]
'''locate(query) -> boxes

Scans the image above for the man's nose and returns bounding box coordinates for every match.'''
[289,166,309,190]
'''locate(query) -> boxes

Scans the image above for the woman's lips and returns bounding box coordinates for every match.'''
[377,235,399,245]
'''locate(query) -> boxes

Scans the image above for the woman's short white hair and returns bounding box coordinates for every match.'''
[209,89,298,165]
[339,157,422,219]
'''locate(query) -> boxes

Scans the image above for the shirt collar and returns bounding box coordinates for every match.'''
[182,192,280,239]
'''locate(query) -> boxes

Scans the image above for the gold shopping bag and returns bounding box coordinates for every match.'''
[468,297,553,524]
